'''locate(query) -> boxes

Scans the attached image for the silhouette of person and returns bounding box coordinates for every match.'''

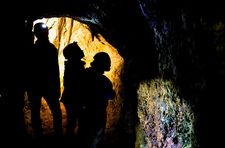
[76,52,115,148]
[60,41,86,144]
[14,19,34,144]
[27,22,62,141]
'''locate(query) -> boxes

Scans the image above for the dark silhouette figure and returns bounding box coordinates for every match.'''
[60,41,86,144]
[77,52,116,148]
[15,19,34,144]
[27,22,62,141]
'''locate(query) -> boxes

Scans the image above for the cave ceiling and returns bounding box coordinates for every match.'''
[24,0,224,58]
[24,0,155,57]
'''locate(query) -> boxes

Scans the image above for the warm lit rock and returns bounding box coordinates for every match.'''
[24,17,124,136]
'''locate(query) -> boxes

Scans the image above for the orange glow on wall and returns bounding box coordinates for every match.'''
[24,17,124,136]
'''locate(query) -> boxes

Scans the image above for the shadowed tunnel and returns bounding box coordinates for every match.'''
[1,0,224,147]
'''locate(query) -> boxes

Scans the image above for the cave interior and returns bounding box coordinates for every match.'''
[0,0,224,147]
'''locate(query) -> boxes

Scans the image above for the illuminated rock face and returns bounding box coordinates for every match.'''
[22,1,225,147]
[136,79,196,148]
[24,17,124,136]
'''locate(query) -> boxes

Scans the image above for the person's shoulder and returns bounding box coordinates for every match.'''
[48,42,58,51]
[101,75,112,85]
[102,74,110,80]
[49,42,57,48]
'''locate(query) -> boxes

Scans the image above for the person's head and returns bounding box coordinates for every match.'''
[91,52,111,73]
[33,22,49,40]
[63,42,84,60]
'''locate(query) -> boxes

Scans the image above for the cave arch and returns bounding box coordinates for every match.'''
[24,16,125,140]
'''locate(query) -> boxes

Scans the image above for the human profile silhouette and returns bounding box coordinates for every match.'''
[27,22,62,141]
[77,52,115,148]
[60,41,86,144]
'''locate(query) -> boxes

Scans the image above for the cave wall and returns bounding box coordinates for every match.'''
[20,0,225,147]
[137,0,224,147]
[23,0,157,147]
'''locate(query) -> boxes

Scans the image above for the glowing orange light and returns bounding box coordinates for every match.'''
[24,17,124,136]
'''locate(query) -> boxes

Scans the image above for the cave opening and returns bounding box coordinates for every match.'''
[4,0,223,147]
[20,2,204,146]
[23,16,125,142]
[23,16,197,148]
